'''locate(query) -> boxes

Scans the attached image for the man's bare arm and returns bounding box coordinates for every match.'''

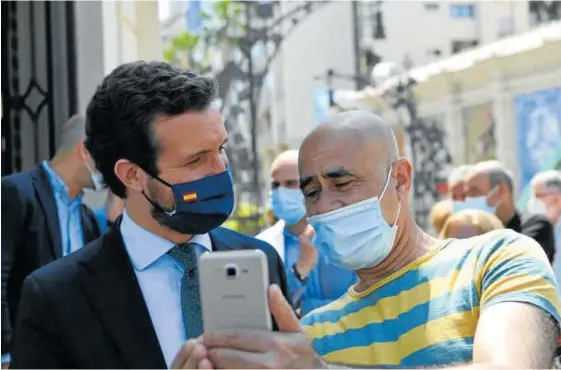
[472,301,558,368]
[322,302,558,369]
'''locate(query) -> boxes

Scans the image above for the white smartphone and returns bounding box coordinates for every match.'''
[199,249,272,332]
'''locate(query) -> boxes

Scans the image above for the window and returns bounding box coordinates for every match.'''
[359,1,386,40]
[451,39,479,54]
[424,1,440,10]
[450,4,474,18]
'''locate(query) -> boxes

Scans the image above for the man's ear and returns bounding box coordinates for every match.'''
[394,157,413,194]
[498,183,511,198]
[114,159,144,193]
[75,139,88,161]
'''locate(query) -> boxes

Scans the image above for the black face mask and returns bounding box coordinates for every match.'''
[142,168,235,235]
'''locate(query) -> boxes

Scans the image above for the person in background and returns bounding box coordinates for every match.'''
[1,114,102,367]
[257,150,356,315]
[529,170,561,275]
[429,199,452,236]
[440,209,504,239]
[458,160,555,262]
[448,164,473,205]
[176,111,560,369]
[93,190,125,233]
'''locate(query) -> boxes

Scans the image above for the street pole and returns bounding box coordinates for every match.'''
[244,1,262,210]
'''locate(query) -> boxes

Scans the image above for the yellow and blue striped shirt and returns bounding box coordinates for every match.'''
[301,229,561,368]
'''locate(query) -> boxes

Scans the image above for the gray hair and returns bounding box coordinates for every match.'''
[473,160,514,192]
[56,114,86,156]
[448,164,473,185]
[530,170,561,194]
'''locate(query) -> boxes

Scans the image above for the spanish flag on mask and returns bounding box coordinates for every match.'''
[182,192,197,202]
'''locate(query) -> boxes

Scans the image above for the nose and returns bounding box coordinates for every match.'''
[313,193,345,216]
[207,152,228,177]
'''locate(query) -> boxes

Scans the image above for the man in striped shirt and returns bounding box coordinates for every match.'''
[175,111,560,369]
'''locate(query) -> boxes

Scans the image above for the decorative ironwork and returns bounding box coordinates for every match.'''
[406,116,452,229]
[1,1,78,176]
[385,76,453,230]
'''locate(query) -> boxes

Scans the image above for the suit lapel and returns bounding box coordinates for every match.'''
[209,229,235,252]
[80,220,166,369]
[30,165,62,258]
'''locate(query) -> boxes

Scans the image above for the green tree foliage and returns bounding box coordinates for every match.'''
[222,203,268,236]
[163,0,244,72]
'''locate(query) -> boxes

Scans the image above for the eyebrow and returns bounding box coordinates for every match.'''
[299,167,356,190]
[323,168,356,179]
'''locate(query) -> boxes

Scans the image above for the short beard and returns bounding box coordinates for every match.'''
[146,180,183,233]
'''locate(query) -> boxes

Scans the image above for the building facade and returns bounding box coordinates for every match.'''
[352,22,561,220]
[355,0,561,75]
[263,1,360,156]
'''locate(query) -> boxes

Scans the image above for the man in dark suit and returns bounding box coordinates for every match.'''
[11,61,290,369]
[463,160,556,261]
[1,115,103,365]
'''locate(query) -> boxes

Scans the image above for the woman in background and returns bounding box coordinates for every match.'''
[429,199,453,236]
[440,209,504,239]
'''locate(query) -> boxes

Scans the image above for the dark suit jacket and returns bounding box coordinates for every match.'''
[1,165,101,356]
[10,218,291,369]
[506,211,556,262]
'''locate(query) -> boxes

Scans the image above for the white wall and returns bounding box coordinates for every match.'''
[74,0,162,208]
[361,1,533,69]
[270,1,357,150]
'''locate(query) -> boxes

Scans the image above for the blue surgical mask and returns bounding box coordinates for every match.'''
[453,187,498,215]
[308,168,401,271]
[86,162,104,192]
[271,187,306,226]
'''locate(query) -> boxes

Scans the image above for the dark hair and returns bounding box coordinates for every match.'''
[85,61,218,198]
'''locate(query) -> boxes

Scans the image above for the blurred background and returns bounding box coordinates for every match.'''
[2,0,561,234]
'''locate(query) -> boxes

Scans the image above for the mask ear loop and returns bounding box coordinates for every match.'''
[486,185,501,208]
[380,163,402,227]
[139,167,178,216]
[392,199,402,227]
[379,165,393,201]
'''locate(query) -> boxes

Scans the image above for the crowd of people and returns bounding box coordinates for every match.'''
[2,61,561,369]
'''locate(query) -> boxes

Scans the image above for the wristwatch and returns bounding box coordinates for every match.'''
[291,263,309,284]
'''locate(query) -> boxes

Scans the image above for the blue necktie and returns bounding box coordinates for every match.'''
[168,243,203,339]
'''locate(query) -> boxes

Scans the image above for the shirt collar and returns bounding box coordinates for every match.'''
[120,210,212,271]
[282,227,299,242]
[41,160,83,205]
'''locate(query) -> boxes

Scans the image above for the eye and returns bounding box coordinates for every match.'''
[219,144,227,152]
[303,189,321,199]
[335,181,353,189]
[187,156,202,165]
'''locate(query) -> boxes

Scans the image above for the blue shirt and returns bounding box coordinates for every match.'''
[93,207,108,234]
[120,210,211,368]
[41,161,84,256]
[283,228,356,315]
